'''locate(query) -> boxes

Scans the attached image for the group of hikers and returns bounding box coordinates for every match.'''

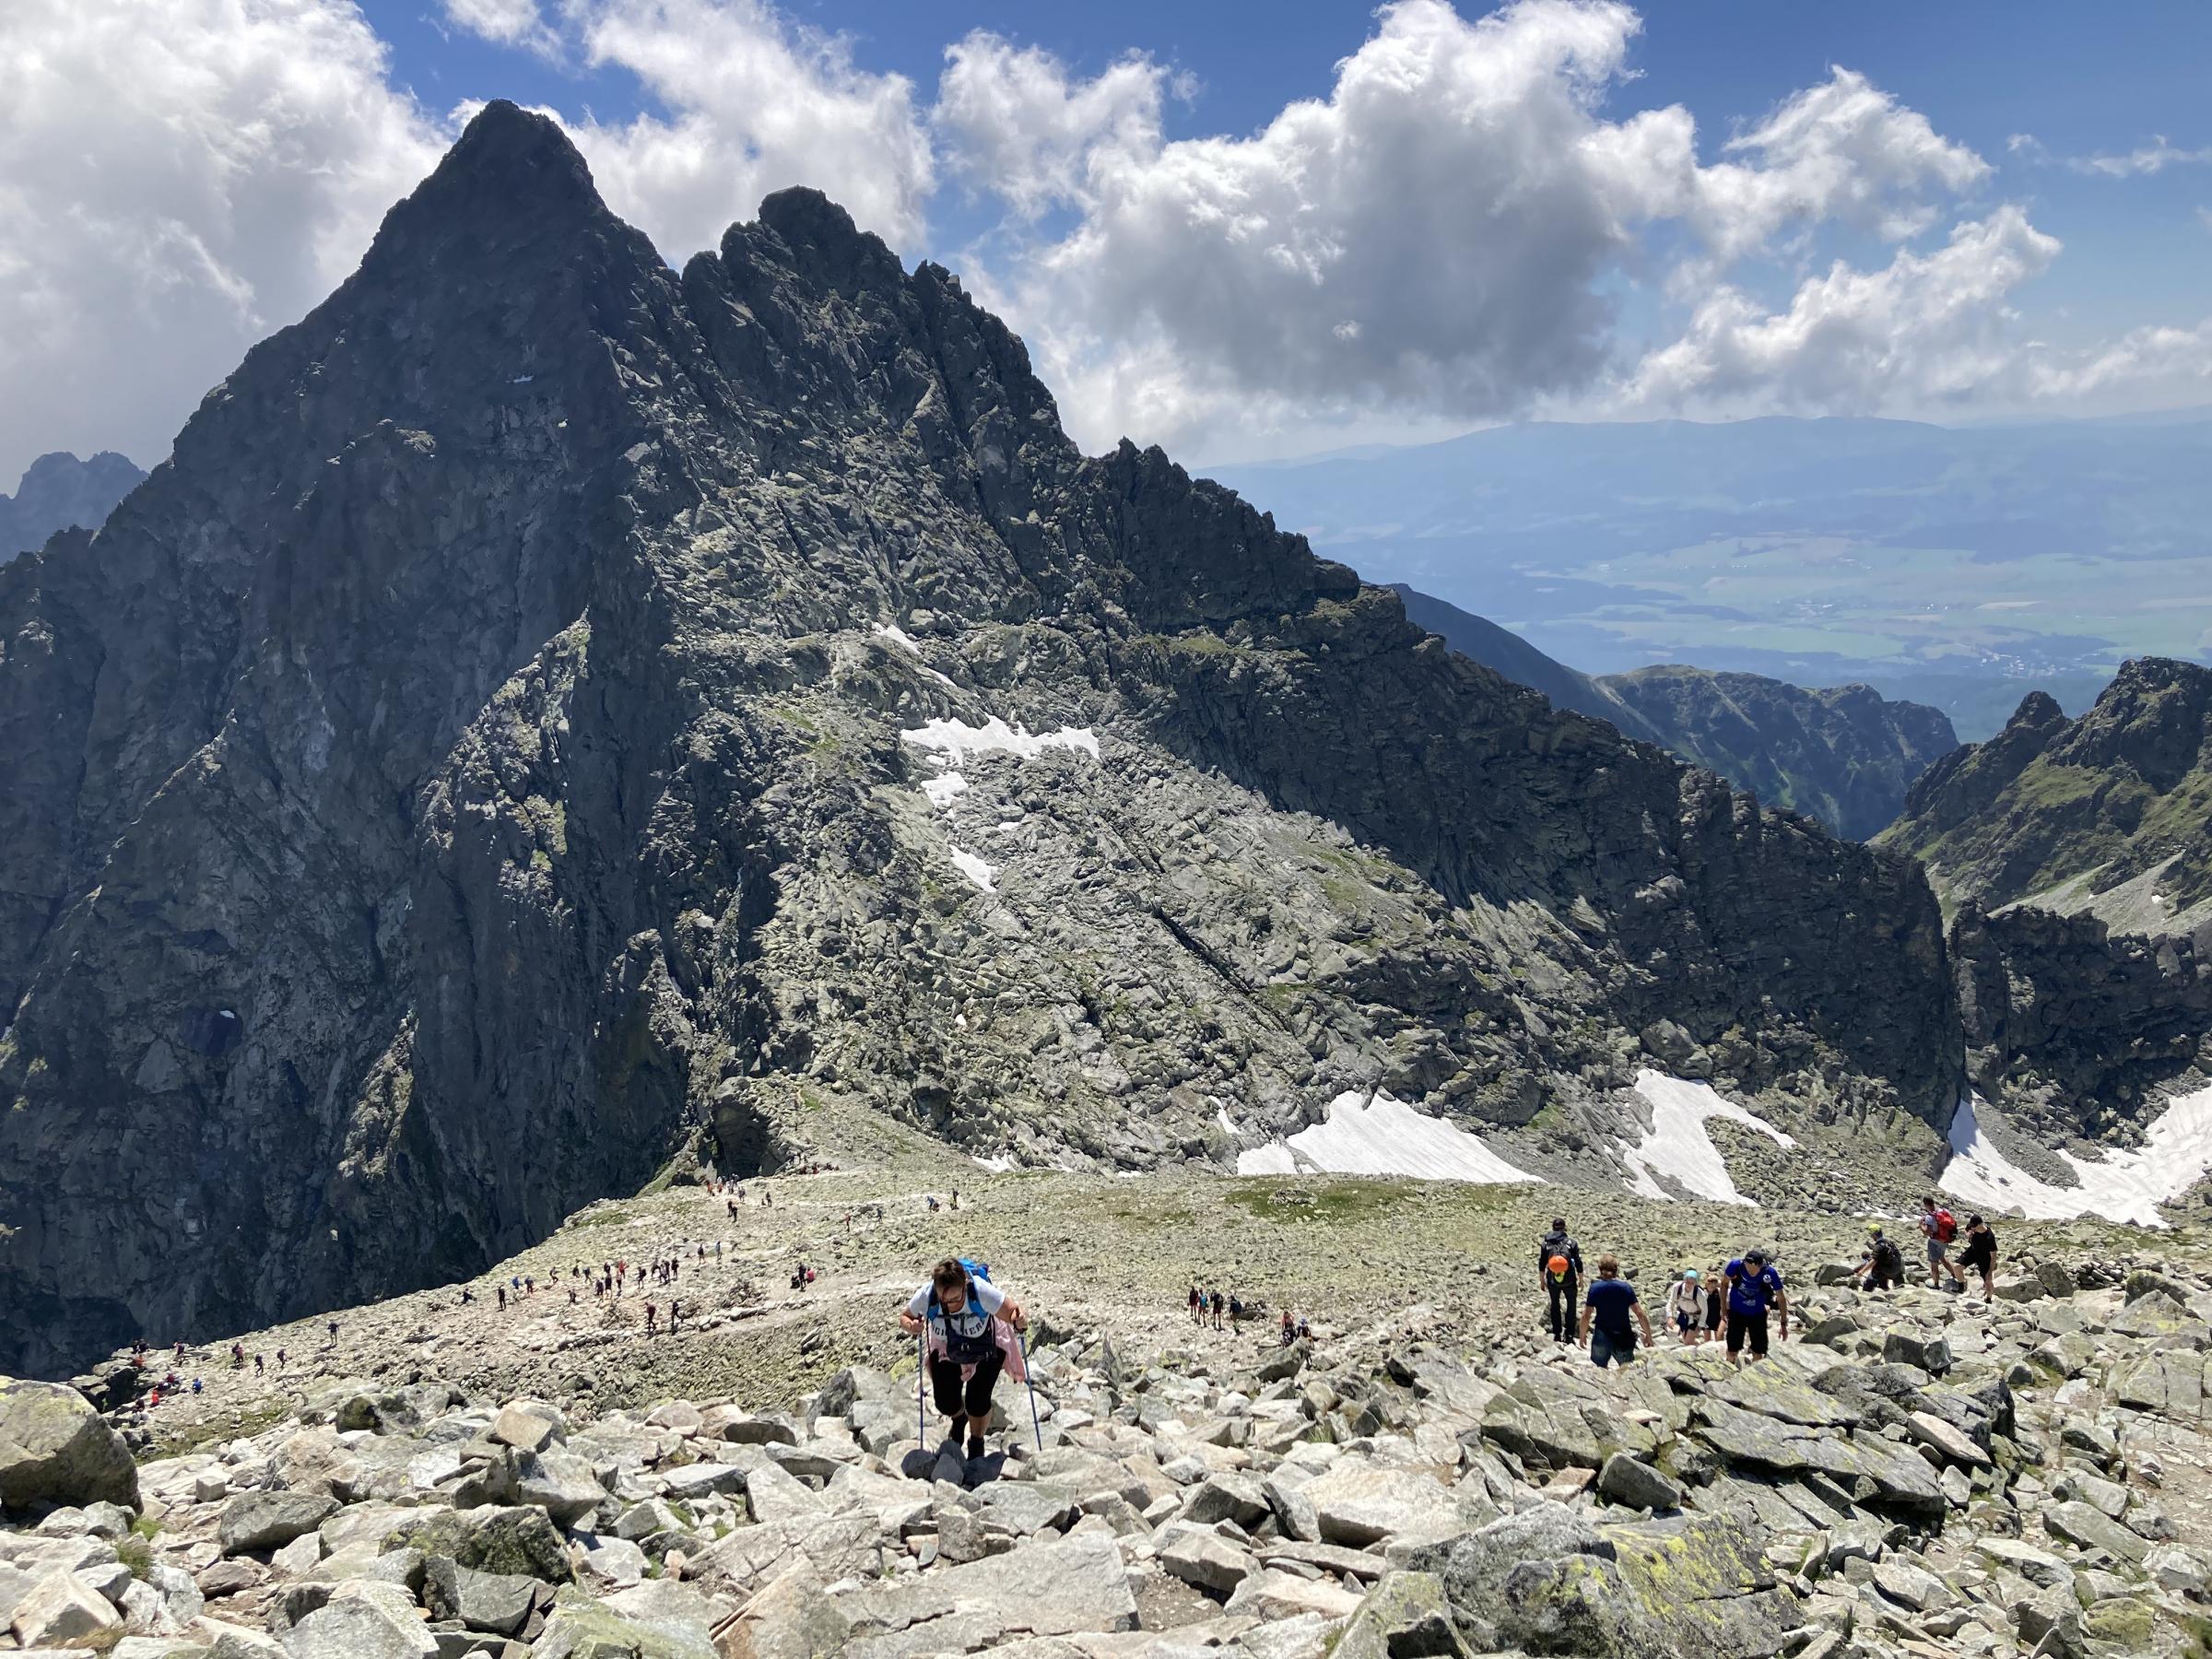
[1538,1195,2001,1371]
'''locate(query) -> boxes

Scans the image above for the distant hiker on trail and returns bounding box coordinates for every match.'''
[1722,1250,1788,1367]
[1920,1196,1966,1291]
[1210,1288,1225,1330]
[497,1286,506,1312]
[1229,1292,1243,1322]
[1538,1218,1583,1344]
[669,1300,680,1333]
[1669,1269,1705,1345]
[1189,1284,1203,1325]
[231,1342,243,1368]
[1580,1254,1653,1368]
[900,1257,1029,1464]
[1856,1225,1904,1291]
[646,1301,657,1334]
[253,1352,264,1375]
[1960,1215,1997,1299]
[1280,1309,1296,1346]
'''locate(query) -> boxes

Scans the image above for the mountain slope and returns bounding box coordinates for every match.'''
[0,105,1964,1376]
[0,450,144,557]
[1393,585,1958,838]
[1882,657,2212,935]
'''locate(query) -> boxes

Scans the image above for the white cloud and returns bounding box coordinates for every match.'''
[2071,136,2212,178]
[1621,206,2061,411]
[956,1,2003,454]
[0,0,441,484]
[442,0,557,55]
[935,33,1172,220]
[563,0,934,257]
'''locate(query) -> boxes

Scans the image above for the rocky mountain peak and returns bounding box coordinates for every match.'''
[0,115,1980,1377]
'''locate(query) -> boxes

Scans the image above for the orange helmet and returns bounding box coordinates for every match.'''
[1547,1254,1571,1277]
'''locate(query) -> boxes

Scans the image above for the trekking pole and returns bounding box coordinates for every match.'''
[917,1332,926,1450]
[1018,1329,1042,1451]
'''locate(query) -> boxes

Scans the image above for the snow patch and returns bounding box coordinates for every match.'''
[1216,1105,1240,1137]
[1940,1088,2212,1229]
[873,623,924,656]
[971,1152,1015,1172]
[948,847,997,892]
[1618,1071,1795,1207]
[921,771,968,812]
[900,717,1100,765]
[1234,1090,1539,1183]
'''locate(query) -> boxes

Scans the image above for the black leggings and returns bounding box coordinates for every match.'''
[930,1348,1005,1421]
[1547,1276,1578,1341]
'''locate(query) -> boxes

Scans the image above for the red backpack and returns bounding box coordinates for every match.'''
[1933,1208,1959,1243]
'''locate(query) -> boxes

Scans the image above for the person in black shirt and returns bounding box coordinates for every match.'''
[1959,1216,1997,1299]
[1537,1218,1583,1343]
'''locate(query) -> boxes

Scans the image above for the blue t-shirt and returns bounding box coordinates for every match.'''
[1584,1277,1639,1336]
[1725,1261,1783,1317]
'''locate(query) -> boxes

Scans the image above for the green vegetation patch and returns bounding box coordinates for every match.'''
[1226,1177,1416,1227]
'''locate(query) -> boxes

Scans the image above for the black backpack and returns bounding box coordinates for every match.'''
[1872,1239,1903,1277]
[1539,1231,1580,1274]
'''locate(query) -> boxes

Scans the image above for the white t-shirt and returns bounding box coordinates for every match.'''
[909,1276,1006,1349]
[1670,1282,1703,1320]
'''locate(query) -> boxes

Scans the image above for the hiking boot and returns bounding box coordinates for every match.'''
[967,1433,986,1461]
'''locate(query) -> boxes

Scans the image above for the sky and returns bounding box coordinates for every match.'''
[3,0,2209,485]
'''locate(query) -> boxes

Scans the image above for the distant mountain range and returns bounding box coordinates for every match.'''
[1394,585,1956,840]
[1208,412,2206,715]
[0,451,144,558]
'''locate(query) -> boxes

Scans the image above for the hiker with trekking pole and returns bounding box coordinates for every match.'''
[899,1255,1038,1468]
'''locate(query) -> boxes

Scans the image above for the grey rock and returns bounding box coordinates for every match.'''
[0,1379,140,1511]
[1596,1453,1682,1512]
[218,1491,339,1556]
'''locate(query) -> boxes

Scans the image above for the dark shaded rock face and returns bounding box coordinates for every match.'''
[1390,587,1957,839]
[1883,658,2212,934]
[0,450,144,559]
[0,104,1961,1375]
[1951,904,2212,1140]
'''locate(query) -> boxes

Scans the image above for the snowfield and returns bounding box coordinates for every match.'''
[900,717,1100,765]
[1941,1088,2212,1229]
[1618,1070,1795,1206]
[1234,1090,1539,1183]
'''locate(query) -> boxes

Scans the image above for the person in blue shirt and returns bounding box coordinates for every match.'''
[1722,1250,1789,1367]
[1578,1254,1653,1368]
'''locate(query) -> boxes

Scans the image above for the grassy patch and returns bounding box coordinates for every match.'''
[1226,1178,1414,1227]
[115,1534,154,1580]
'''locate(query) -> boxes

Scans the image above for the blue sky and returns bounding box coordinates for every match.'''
[3,0,2208,481]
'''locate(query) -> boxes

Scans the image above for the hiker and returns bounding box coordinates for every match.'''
[1919,1196,1966,1290]
[900,1257,1029,1463]
[253,1353,264,1376]
[230,1342,243,1368]
[497,1285,506,1312]
[276,1349,286,1371]
[1189,1284,1203,1325]
[1960,1215,1998,1299]
[1280,1309,1296,1346]
[645,1301,657,1333]
[1537,1218,1583,1344]
[1704,1269,1724,1339]
[1210,1288,1225,1330]
[669,1300,680,1334]
[1668,1269,1706,1345]
[1722,1249,1788,1367]
[1856,1224,1905,1291]
[1229,1292,1243,1322]
[1580,1254,1653,1368]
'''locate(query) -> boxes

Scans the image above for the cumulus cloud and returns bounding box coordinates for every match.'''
[1620,206,2062,411]
[953,0,2015,453]
[563,0,934,257]
[935,34,1175,220]
[0,0,441,484]
[441,0,558,55]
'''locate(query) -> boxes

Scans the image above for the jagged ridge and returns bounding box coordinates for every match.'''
[0,103,1964,1375]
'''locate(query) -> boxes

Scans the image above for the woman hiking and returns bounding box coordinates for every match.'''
[900,1257,1029,1464]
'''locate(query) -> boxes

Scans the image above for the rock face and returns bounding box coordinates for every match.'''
[0,450,143,559]
[1395,587,1959,839]
[1884,658,2212,935]
[0,1377,139,1512]
[0,102,1971,1374]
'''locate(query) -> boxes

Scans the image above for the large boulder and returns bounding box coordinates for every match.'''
[0,1377,139,1511]
[1332,1571,1474,1659]
[10,1568,126,1651]
[219,1490,339,1556]
[382,1505,571,1583]
[278,1582,437,1659]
